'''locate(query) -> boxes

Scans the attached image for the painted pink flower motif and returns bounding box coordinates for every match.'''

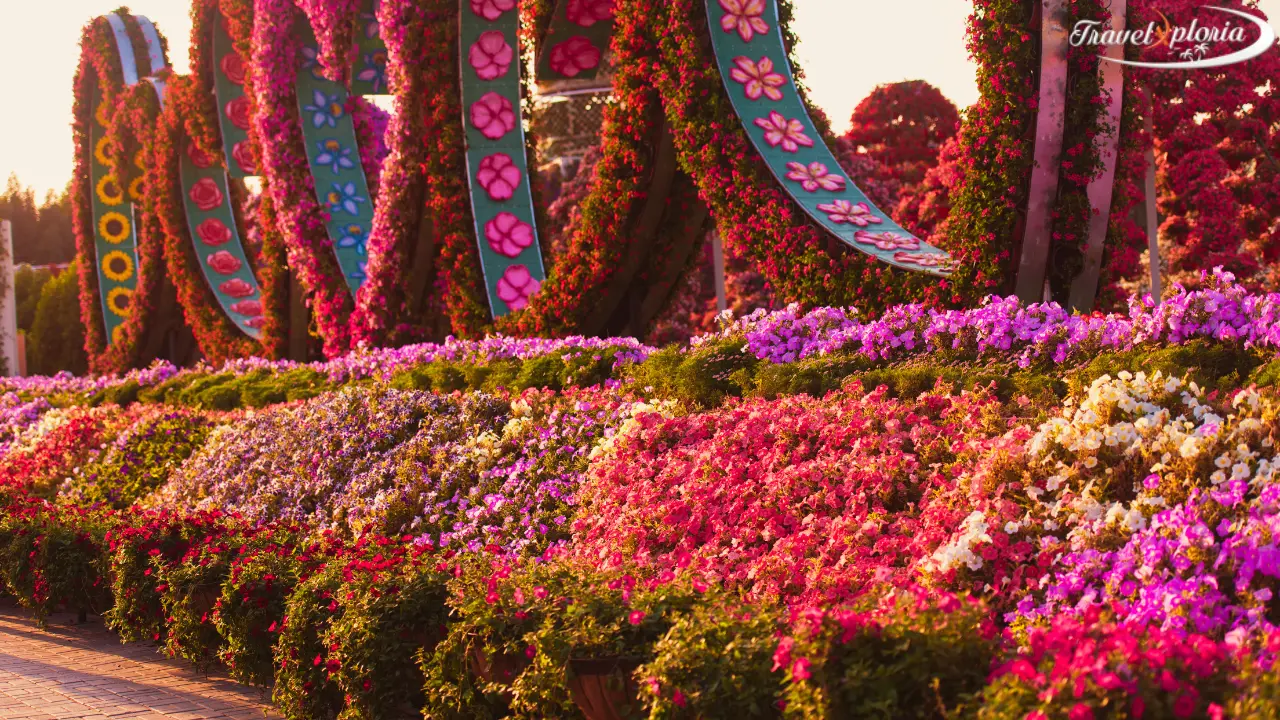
[548,36,601,78]
[785,161,845,193]
[893,251,951,268]
[497,264,540,311]
[186,142,213,169]
[853,230,919,251]
[245,316,266,328]
[730,56,784,101]
[225,96,252,130]
[189,178,224,211]
[470,0,516,20]
[485,211,534,257]
[231,141,257,174]
[220,52,245,85]
[476,153,522,201]
[219,277,254,298]
[196,218,232,246]
[753,111,812,153]
[566,0,614,27]
[206,250,242,275]
[817,200,882,226]
[470,92,516,140]
[719,0,769,42]
[469,31,514,81]
[230,299,262,316]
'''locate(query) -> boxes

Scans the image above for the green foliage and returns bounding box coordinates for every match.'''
[1068,340,1264,397]
[14,265,53,332]
[66,410,215,509]
[215,546,305,688]
[624,339,759,408]
[0,505,112,623]
[28,261,88,377]
[273,562,350,720]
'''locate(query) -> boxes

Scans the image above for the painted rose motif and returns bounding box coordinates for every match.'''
[219,277,254,298]
[853,230,919,251]
[230,299,262,316]
[893,251,950,268]
[476,153,522,201]
[220,52,245,85]
[497,264,540,311]
[225,96,251,131]
[207,250,242,275]
[471,0,516,20]
[245,316,266,329]
[196,218,232,246]
[817,200,882,226]
[187,142,213,169]
[189,177,224,211]
[566,0,615,28]
[785,161,845,193]
[469,31,514,81]
[753,111,812,153]
[231,141,257,174]
[730,56,784,101]
[485,212,534,257]
[719,0,769,43]
[548,36,601,78]
[470,92,516,140]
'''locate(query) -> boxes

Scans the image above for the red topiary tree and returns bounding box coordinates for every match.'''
[843,80,961,191]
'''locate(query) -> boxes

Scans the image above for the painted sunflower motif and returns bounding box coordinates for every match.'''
[96,175,124,206]
[94,136,113,166]
[133,149,146,171]
[99,212,131,244]
[94,101,111,128]
[111,324,127,345]
[106,286,133,317]
[128,176,145,202]
[101,250,135,282]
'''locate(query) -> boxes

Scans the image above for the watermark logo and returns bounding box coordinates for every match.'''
[1070,6,1276,69]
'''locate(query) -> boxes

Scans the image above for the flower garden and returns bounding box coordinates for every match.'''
[3,0,1280,716]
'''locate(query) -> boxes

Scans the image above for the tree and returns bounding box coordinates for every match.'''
[14,265,53,333]
[29,261,88,377]
[0,174,76,266]
[843,80,961,190]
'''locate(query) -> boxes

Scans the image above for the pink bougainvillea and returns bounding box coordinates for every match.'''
[476,152,522,201]
[469,91,516,140]
[497,264,540,310]
[548,36,602,78]
[469,30,514,81]
[206,251,242,275]
[567,0,615,27]
[730,56,784,102]
[485,211,534,257]
[753,111,812,153]
[196,218,232,246]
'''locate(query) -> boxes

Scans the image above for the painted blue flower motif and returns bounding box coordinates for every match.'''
[361,10,379,40]
[337,224,367,255]
[326,182,366,216]
[315,138,356,174]
[298,46,324,80]
[304,89,346,129]
[348,260,368,282]
[355,52,387,93]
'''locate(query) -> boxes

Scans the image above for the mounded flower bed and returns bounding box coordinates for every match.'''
[8,273,1280,718]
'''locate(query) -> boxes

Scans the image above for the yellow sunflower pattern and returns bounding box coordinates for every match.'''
[98,211,131,244]
[101,250,135,282]
[133,149,146,171]
[128,176,144,202]
[111,324,127,345]
[94,136,114,167]
[95,101,110,128]
[106,287,133,318]
[96,174,124,206]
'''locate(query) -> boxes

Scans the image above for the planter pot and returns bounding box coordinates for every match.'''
[469,645,529,684]
[568,656,645,720]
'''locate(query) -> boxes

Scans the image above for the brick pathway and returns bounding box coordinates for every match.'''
[0,605,277,720]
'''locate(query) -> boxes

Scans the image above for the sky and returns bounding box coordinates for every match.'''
[0,0,1276,199]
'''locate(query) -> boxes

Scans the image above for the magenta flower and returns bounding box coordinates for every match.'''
[548,36,601,78]
[785,161,844,192]
[628,610,645,625]
[893,251,949,268]
[853,230,919,251]
[497,264,540,310]
[719,0,769,42]
[566,0,614,27]
[476,153,522,201]
[470,92,516,140]
[469,31,514,81]
[485,211,534,257]
[470,0,515,20]
[730,56,784,101]
[753,111,812,153]
[817,200,882,226]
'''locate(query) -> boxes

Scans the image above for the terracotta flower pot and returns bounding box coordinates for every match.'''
[469,645,529,684]
[568,656,645,720]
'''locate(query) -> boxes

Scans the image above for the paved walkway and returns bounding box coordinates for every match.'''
[0,604,277,720]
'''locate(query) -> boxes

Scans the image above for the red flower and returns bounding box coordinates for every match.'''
[220,52,245,85]
[628,610,645,625]
[231,141,257,174]
[230,299,262,316]
[186,142,213,169]
[218,277,254,298]
[189,178,224,211]
[548,36,601,78]
[225,96,252,131]
[207,251,242,275]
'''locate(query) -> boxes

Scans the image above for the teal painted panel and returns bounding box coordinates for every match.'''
[534,0,615,83]
[704,0,953,276]
[212,20,256,177]
[350,0,388,96]
[460,1,547,317]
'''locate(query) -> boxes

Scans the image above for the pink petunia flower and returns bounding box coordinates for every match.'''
[719,0,769,42]
[784,161,844,192]
[469,31,514,81]
[470,0,515,20]
[628,610,645,625]
[566,0,614,27]
[730,56,784,101]
[485,211,534,257]
[497,264,540,310]
[853,230,919,251]
[753,111,812,153]
[817,199,882,226]
[548,36,601,78]
[470,92,516,140]
[476,153,522,201]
